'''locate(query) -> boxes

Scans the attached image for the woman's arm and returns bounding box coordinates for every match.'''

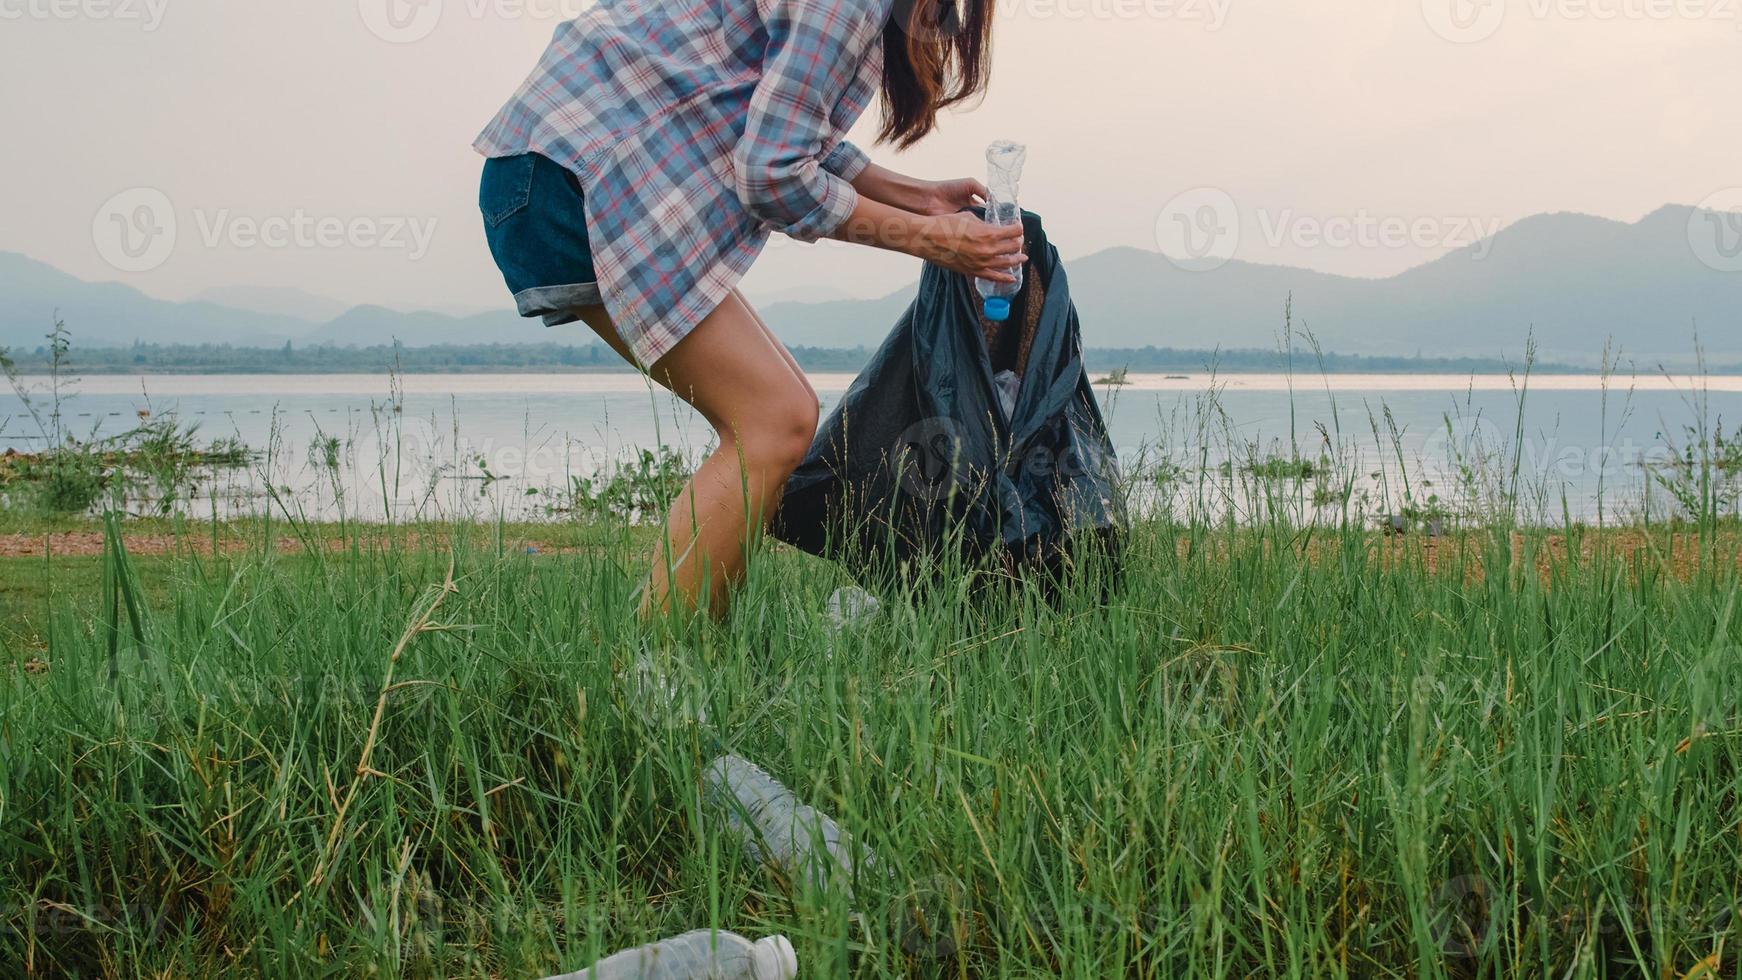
[731,0,1011,273]
[829,193,1026,284]
[732,0,887,242]
[851,161,989,218]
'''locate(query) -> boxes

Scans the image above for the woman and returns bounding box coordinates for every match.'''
[476,0,1022,618]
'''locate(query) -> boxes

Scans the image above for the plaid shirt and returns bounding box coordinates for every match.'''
[475,0,890,367]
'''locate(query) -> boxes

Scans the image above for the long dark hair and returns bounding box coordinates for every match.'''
[878,0,995,149]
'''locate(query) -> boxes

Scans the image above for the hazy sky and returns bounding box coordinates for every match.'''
[1,0,1736,314]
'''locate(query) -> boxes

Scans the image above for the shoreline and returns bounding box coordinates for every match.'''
[11,370,1742,396]
[12,342,1734,379]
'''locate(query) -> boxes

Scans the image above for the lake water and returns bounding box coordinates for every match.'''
[4,372,1738,525]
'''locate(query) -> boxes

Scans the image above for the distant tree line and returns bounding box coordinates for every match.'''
[4,341,636,374]
[0,339,1654,376]
[1078,347,1597,375]
[0,340,874,374]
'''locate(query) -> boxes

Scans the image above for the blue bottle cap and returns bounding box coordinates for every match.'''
[983,297,1011,321]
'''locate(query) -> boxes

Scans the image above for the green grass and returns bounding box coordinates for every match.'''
[1,513,1739,978]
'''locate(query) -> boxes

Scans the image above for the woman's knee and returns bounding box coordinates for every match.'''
[735,387,818,473]
[648,299,819,474]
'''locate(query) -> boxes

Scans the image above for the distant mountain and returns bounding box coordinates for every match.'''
[5,204,1739,364]
[760,205,1742,367]
[746,284,859,306]
[299,305,555,347]
[0,252,304,349]
[193,285,351,323]
[755,289,917,350]
[371,301,505,319]
[0,252,543,351]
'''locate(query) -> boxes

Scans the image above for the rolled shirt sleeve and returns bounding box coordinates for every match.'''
[821,139,871,182]
[733,0,884,242]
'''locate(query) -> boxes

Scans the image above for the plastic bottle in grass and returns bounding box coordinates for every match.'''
[703,756,961,959]
[826,586,881,629]
[973,140,1028,322]
[541,929,796,980]
[703,755,874,894]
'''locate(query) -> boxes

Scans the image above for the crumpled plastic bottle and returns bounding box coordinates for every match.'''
[703,755,873,895]
[826,586,881,629]
[973,140,1028,322]
[540,929,796,980]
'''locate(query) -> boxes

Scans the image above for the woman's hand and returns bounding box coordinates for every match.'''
[829,192,1024,282]
[913,212,1027,282]
[913,177,988,217]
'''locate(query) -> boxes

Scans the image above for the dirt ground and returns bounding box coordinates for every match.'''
[1346,528,1736,582]
[3,524,1734,583]
[0,529,564,559]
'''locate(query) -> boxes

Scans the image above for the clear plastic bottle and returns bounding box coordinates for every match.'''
[704,757,962,959]
[542,929,797,980]
[973,140,1028,322]
[826,586,881,629]
[992,369,1022,420]
[628,651,709,728]
[703,755,874,895]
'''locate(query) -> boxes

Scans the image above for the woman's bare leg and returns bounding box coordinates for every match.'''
[584,290,812,400]
[730,289,817,405]
[575,300,818,619]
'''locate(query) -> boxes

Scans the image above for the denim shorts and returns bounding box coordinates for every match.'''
[479,152,602,326]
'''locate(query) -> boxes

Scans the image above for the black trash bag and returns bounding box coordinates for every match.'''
[773,210,1124,589]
